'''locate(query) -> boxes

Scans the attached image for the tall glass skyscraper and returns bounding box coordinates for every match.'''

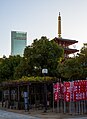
[11,31,27,56]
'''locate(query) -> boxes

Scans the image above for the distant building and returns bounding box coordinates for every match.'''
[11,31,27,56]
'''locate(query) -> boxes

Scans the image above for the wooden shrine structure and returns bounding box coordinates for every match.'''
[1,79,55,111]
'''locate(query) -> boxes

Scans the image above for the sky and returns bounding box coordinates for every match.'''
[0,0,87,57]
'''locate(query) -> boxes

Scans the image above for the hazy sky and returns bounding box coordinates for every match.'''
[0,0,87,57]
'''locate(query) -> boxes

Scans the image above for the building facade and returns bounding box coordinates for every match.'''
[11,31,27,56]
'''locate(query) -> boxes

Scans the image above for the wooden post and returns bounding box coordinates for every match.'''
[52,83,54,112]
[18,85,20,109]
[2,90,4,107]
[44,83,47,112]
[64,101,66,113]
[8,87,11,108]
[27,84,29,111]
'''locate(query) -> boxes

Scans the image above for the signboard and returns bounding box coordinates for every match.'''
[42,69,48,74]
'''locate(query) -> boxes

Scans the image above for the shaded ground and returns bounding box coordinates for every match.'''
[0,103,87,119]
[0,109,40,119]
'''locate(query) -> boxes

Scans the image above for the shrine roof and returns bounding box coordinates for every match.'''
[54,37,78,44]
[64,48,79,54]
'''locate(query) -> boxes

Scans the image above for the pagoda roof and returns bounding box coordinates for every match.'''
[64,48,79,54]
[54,37,78,45]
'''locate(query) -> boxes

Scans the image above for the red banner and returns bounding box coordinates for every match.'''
[73,80,86,101]
[54,80,87,102]
[64,82,71,102]
[64,82,70,92]
[64,92,70,102]
[59,83,64,99]
[53,83,59,101]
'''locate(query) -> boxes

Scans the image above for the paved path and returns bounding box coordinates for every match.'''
[0,106,87,119]
[0,109,40,119]
[64,117,87,119]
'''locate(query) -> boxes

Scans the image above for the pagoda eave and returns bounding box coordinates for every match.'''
[64,48,79,54]
[54,37,78,46]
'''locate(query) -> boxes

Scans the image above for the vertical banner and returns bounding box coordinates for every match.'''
[73,81,79,102]
[86,80,87,100]
[73,80,86,101]
[59,82,64,100]
[53,83,59,102]
[64,92,70,102]
[64,82,71,102]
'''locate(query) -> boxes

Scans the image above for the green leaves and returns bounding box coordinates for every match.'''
[57,58,83,81]
[0,36,64,82]
[0,55,22,81]
[24,36,64,77]
[77,44,87,79]
[11,76,57,83]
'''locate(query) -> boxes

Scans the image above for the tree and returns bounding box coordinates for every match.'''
[0,55,22,81]
[77,43,87,79]
[14,58,33,79]
[0,36,64,81]
[24,36,64,77]
[57,58,83,81]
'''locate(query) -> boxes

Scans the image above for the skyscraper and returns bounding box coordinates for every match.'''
[11,31,27,56]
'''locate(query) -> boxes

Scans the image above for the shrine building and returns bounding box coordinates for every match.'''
[54,12,79,58]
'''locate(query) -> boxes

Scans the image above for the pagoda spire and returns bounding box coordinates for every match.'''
[58,12,61,38]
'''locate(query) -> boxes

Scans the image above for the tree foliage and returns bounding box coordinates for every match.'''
[0,36,64,82]
[76,43,87,79]
[24,36,64,77]
[0,55,22,81]
[57,43,87,81]
[1,37,87,82]
[57,58,83,81]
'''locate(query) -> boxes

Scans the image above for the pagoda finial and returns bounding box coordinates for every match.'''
[59,12,60,16]
[58,12,61,38]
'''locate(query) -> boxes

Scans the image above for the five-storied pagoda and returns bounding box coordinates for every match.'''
[54,12,79,58]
